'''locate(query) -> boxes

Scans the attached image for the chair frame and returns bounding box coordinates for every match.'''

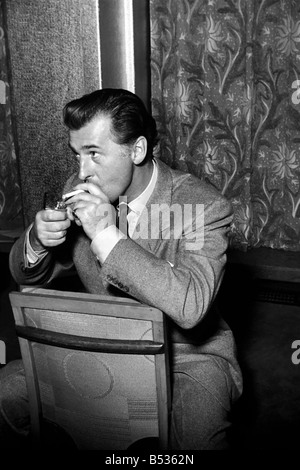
[9,288,171,449]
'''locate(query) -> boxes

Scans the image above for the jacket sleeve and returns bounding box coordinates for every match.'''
[9,174,78,286]
[100,195,233,329]
[9,229,74,286]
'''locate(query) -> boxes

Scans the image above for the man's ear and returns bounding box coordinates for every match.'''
[131,136,148,165]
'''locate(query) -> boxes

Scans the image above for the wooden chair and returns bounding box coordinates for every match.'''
[9,288,170,450]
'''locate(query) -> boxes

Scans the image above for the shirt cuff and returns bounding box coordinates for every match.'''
[25,223,48,265]
[90,225,126,264]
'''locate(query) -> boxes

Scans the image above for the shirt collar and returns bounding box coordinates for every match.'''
[121,160,157,217]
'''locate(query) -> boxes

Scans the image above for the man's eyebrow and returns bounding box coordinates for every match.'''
[68,143,102,152]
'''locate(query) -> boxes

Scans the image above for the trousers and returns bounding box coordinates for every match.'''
[0,354,241,450]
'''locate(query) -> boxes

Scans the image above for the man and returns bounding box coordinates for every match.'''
[2,88,242,449]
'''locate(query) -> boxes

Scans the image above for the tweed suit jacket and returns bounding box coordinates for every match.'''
[9,158,242,399]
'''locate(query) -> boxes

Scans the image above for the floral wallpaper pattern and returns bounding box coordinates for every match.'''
[150,0,300,251]
[0,2,23,235]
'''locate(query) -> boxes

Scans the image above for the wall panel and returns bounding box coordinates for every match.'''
[5,0,100,224]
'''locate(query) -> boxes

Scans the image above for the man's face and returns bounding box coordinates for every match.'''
[69,115,136,203]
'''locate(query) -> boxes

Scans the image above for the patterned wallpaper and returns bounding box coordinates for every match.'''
[150,0,300,251]
[0,2,23,235]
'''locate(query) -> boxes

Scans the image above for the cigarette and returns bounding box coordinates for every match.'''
[62,189,85,200]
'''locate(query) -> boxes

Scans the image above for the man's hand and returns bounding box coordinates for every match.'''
[30,209,71,251]
[64,182,117,241]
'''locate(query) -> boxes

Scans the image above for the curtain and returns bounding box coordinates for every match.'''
[0,1,23,235]
[150,0,300,251]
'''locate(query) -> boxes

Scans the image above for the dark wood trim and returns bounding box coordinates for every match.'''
[133,0,151,110]
[16,324,165,355]
[227,247,300,283]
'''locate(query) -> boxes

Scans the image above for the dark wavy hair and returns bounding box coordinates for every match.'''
[63,88,158,160]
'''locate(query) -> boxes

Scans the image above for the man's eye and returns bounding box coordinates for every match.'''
[90,151,101,160]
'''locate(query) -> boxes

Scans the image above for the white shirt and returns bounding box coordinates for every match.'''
[26,160,158,265]
[26,222,48,264]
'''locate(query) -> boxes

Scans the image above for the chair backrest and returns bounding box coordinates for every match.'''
[9,288,170,450]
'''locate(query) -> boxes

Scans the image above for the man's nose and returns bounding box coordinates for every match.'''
[78,156,92,181]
